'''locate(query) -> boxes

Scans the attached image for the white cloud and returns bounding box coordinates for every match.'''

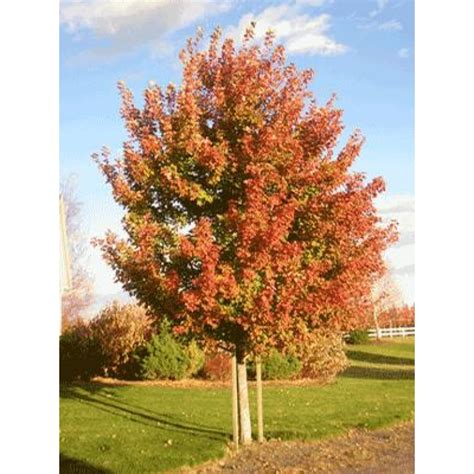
[378,194,414,215]
[376,195,414,242]
[369,0,389,17]
[226,4,347,56]
[378,19,403,31]
[396,231,415,247]
[60,0,231,59]
[395,264,415,276]
[62,0,347,60]
[358,18,403,32]
[287,30,348,56]
[376,194,415,304]
[294,0,329,6]
[398,47,410,59]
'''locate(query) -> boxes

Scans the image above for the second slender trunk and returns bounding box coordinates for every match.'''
[256,356,264,442]
[236,348,252,444]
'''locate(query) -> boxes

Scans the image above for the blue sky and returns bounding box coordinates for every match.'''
[60,0,414,309]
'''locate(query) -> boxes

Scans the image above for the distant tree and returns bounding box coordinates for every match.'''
[93,26,397,443]
[379,303,415,328]
[61,175,95,332]
[401,304,415,327]
[371,269,403,338]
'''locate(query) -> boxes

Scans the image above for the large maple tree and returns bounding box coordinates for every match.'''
[94,26,397,443]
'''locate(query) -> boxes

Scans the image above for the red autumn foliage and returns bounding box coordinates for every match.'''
[378,304,415,328]
[201,352,232,381]
[93,26,397,358]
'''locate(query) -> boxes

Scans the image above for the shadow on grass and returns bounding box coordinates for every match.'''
[60,383,228,442]
[341,366,415,380]
[346,351,414,366]
[60,453,112,473]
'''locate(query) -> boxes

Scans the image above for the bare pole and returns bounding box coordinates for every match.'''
[231,353,239,449]
[256,356,264,443]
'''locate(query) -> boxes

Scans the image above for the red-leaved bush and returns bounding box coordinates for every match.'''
[60,319,102,381]
[201,352,232,381]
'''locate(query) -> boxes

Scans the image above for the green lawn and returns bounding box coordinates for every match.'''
[60,337,414,473]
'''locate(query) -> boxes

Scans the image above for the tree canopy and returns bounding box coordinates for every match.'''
[94,26,397,358]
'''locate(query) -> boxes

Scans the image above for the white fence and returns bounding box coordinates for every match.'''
[368,326,415,338]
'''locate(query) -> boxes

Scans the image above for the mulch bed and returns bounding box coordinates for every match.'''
[92,376,332,389]
[178,422,414,473]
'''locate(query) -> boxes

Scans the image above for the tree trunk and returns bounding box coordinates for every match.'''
[236,348,252,444]
[373,309,381,340]
[231,354,239,448]
[256,356,264,443]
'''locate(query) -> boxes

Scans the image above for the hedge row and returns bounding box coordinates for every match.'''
[60,302,349,382]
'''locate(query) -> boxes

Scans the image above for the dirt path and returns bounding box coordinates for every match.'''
[179,422,414,473]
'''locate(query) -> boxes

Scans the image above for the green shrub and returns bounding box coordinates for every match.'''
[259,350,301,380]
[184,341,205,378]
[248,331,349,383]
[133,328,191,380]
[346,330,370,345]
[60,322,103,381]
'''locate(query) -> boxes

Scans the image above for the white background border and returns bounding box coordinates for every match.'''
[1,1,59,472]
[1,0,474,472]
[415,0,474,471]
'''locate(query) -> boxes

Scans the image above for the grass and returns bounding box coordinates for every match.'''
[60,337,414,473]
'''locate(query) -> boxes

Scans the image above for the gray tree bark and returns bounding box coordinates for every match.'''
[256,357,264,442]
[236,348,252,444]
[231,354,239,448]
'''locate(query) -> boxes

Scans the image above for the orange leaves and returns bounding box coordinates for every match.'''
[193,137,227,185]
